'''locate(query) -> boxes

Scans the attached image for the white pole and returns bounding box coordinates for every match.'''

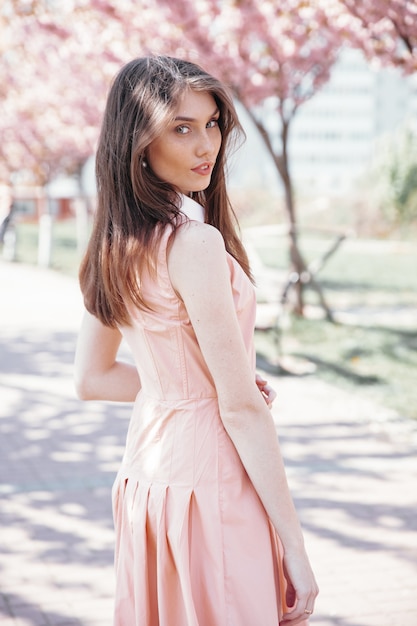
[74,197,89,255]
[38,213,53,268]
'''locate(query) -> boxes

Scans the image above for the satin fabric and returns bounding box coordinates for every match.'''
[112,202,306,625]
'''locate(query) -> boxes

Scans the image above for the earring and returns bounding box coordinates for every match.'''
[142,159,148,168]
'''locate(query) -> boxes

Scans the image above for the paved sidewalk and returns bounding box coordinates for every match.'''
[0,261,416,626]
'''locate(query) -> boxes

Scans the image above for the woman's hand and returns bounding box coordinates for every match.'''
[256,373,277,409]
[280,549,319,625]
[168,224,317,622]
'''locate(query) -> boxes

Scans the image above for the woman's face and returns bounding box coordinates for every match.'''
[147,89,222,196]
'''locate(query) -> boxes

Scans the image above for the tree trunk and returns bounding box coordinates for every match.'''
[246,108,306,314]
[245,104,333,319]
[278,119,305,314]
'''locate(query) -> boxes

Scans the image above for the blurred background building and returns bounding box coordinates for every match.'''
[229,49,416,202]
[289,48,417,195]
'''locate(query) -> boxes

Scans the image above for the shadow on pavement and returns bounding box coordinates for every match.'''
[0,328,131,623]
[1,318,417,624]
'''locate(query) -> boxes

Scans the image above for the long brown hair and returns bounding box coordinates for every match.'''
[79,55,252,327]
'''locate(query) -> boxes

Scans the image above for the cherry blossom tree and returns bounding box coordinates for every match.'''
[6,0,414,310]
[155,0,417,314]
[2,0,343,311]
[2,2,95,185]
[323,0,417,74]
[0,0,163,186]
[153,0,342,315]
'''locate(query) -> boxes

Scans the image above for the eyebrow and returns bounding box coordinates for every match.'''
[174,107,220,122]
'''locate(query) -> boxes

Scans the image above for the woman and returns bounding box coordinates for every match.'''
[75,55,318,625]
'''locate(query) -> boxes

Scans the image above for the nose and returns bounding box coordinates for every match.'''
[196,129,217,158]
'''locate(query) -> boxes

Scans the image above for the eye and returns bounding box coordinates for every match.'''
[207,118,220,129]
[175,125,190,135]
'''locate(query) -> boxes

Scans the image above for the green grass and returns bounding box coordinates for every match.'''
[253,232,417,290]
[12,219,83,277]
[256,318,417,420]
[251,231,417,420]
[8,219,417,420]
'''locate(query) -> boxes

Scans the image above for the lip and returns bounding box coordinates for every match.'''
[191,162,213,176]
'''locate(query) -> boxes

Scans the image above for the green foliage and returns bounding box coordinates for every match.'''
[377,128,417,224]
[13,220,80,277]
[8,222,417,420]
[251,232,417,420]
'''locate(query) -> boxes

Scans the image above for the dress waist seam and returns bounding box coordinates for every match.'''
[137,392,218,402]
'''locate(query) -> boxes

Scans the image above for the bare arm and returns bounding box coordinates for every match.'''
[168,222,318,623]
[74,310,141,402]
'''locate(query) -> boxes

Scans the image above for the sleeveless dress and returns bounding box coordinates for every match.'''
[112,197,305,625]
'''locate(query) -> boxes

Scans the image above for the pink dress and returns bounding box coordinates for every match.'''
[112,198,305,625]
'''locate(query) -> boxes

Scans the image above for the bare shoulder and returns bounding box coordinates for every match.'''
[171,220,225,256]
[168,222,227,293]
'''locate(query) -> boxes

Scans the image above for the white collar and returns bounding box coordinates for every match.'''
[179,194,205,223]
